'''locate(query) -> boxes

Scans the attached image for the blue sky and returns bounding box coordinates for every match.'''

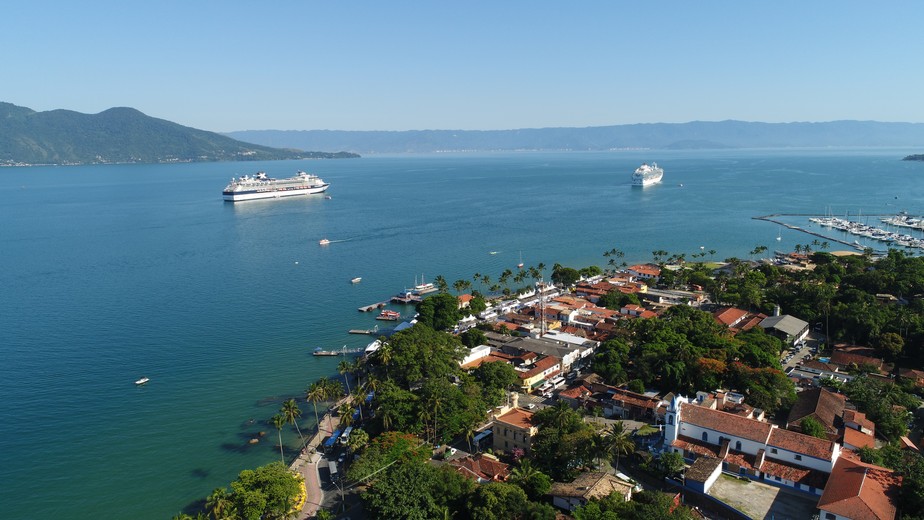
[5,1,924,132]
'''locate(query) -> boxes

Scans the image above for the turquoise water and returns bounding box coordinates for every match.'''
[1,149,922,519]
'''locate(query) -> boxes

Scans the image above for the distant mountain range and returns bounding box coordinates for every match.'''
[4,101,923,165]
[0,102,358,166]
[227,120,924,154]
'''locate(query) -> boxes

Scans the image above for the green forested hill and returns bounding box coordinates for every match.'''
[0,102,358,166]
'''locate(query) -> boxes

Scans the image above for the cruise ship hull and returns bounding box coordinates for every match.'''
[632,177,662,187]
[223,182,329,201]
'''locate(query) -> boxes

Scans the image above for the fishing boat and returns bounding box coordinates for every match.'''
[135,377,150,385]
[351,277,362,284]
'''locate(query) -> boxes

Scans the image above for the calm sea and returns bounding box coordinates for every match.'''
[1,149,921,519]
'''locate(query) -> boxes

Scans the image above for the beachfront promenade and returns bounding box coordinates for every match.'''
[290,397,347,519]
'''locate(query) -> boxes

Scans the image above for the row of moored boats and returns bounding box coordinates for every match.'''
[809,215,924,249]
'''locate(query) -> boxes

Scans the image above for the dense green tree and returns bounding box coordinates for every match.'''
[532,402,601,481]
[466,481,556,520]
[597,290,641,311]
[591,338,630,385]
[574,490,696,520]
[551,264,581,286]
[799,417,827,439]
[347,431,430,484]
[461,327,488,349]
[206,487,235,520]
[416,293,463,330]
[362,461,441,520]
[508,460,552,501]
[378,324,465,389]
[472,361,519,406]
[228,462,301,520]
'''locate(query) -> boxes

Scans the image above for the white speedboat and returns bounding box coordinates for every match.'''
[135,377,149,385]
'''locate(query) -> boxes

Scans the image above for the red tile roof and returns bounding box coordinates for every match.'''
[495,408,535,430]
[760,457,829,489]
[518,356,560,379]
[681,403,774,444]
[448,453,510,482]
[787,387,846,433]
[672,436,720,458]
[842,427,876,450]
[818,458,901,520]
[714,307,749,328]
[842,410,875,434]
[768,428,836,460]
[830,351,884,370]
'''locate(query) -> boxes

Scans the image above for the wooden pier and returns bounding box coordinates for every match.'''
[348,325,379,335]
[358,302,388,312]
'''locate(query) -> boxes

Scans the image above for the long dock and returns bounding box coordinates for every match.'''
[358,301,387,312]
[753,213,886,253]
[349,326,378,335]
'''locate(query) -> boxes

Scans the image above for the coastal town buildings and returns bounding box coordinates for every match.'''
[491,395,538,455]
[550,471,634,511]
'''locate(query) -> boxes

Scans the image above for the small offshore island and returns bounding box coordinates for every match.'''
[903,154,924,161]
[184,245,924,520]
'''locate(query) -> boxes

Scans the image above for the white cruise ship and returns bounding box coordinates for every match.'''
[631,163,664,187]
[222,170,330,202]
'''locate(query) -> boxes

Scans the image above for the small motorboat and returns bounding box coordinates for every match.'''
[351,277,362,284]
[319,238,330,245]
[135,377,150,386]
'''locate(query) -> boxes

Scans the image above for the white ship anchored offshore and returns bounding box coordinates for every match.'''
[632,162,664,186]
[222,170,330,202]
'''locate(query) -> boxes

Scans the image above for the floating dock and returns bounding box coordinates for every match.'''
[358,302,388,312]
[313,347,364,356]
[349,326,379,335]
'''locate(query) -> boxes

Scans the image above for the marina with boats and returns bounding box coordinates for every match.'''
[755,211,924,254]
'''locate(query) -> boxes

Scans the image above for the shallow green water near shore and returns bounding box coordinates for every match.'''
[1,149,921,519]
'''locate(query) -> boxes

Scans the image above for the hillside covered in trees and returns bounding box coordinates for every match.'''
[0,102,358,166]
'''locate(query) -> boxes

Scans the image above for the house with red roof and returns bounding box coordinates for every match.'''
[445,453,510,483]
[664,395,840,495]
[627,264,661,281]
[817,457,901,520]
[491,395,538,455]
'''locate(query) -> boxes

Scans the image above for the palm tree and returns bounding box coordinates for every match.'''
[418,408,432,444]
[206,487,234,520]
[375,341,393,378]
[603,421,635,470]
[338,360,353,397]
[434,274,449,293]
[271,413,287,464]
[281,398,305,443]
[322,377,345,434]
[306,380,326,435]
[430,395,444,444]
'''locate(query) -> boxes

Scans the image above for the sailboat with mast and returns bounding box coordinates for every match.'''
[517,251,524,269]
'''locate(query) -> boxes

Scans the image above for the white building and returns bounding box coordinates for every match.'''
[664,395,839,495]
